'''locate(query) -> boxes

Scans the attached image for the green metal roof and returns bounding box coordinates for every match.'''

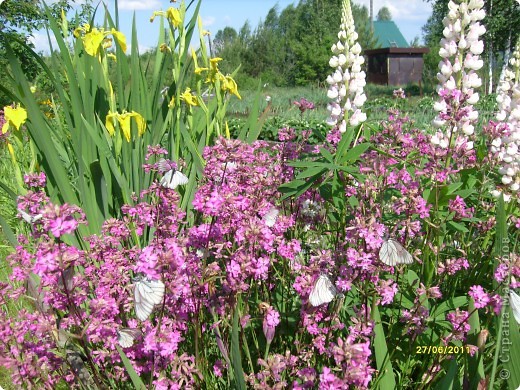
[372,21,409,48]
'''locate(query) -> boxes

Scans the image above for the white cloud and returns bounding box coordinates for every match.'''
[118,0,161,11]
[128,43,153,54]
[202,16,216,27]
[28,32,59,55]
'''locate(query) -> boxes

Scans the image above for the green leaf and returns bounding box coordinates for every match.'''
[445,182,463,195]
[231,305,246,390]
[331,171,346,213]
[279,178,315,200]
[116,346,146,389]
[453,189,475,199]
[319,147,334,162]
[505,306,520,390]
[431,297,469,320]
[0,214,18,247]
[434,359,460,390]
[295,166,327,180]
[341,142,371,163]
[0,182,18,204]
[405,270,421,289]
[447,221,469,233]
[372,303,397,389]
[466,299,485,388]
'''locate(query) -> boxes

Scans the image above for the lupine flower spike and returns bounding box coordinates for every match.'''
[490,37,520,200]
[431,0,486,153]
[325,0,367,133]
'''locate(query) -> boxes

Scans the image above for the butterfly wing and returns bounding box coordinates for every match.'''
[309,275,337,306]
[18,209,42,224]
[160,169,188,189]
[510,290,520,325]
[134,278,165,321]
[263,207,279,227]
[159,169,174,189]
[379,239,413,266]
[118,328,142,348]
[156,158,171,172]
[172,171,189,187]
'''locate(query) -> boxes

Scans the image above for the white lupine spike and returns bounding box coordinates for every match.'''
[325,0,366,134]
[491,37,520,199]
[431,0,486,152]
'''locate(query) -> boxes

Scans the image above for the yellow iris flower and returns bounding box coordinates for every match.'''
[110,29,127,52]
[205,57,223,83]
[105,110,146,142]
[73,23,90,38]
[180,88,198,107]
[2,104,28,134]
[150,7,183,28]
[223,75,241,99]
[83,28,105,56]
[81,27,127,57]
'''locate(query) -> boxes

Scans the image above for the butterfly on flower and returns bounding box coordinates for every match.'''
[379,238,413,266]
[157,158,189,189]
[160,169,189,189]
[510,290,520,325]
[117,328,142,348]
[309,274,337,306]
[262,207,279,227]
[18,208,43,224]
[133,276,165,321]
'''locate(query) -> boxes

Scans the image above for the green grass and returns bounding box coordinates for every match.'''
[225,85,498,142]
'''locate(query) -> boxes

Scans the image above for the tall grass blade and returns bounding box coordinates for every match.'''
[0,215,17,247]
[116,346,146,389]
[490,194,509,389]
[434,359,459,390]
[231,304,246,390]
[371,303,396,389]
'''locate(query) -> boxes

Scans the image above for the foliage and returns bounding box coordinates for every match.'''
[213,0,378,87]
[376,6,392,21]
[0,0,94,106]
[0,0,519,388]
[0,0,245,249]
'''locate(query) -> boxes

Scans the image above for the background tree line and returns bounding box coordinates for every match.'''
[211,0,380,88]
[1,0,519,104]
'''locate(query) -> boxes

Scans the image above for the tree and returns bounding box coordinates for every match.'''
[212,0,377,86]
[0,0,93,105]
[376,6,392,21]
[213,27,238,53]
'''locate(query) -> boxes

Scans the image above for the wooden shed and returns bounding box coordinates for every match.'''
[364,21,429,86]
[364,47,430,86]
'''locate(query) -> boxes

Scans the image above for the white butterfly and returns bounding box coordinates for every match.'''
[309,274,337,306]
[379,238,413,266]
[510,290,520,325]
[262,207,279,227]
[133,276,165,321]
[18,208,42,224]
[117,328,142,348]
[160,169,189,189]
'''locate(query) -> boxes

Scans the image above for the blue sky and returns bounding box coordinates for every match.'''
[31,0,432,53]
